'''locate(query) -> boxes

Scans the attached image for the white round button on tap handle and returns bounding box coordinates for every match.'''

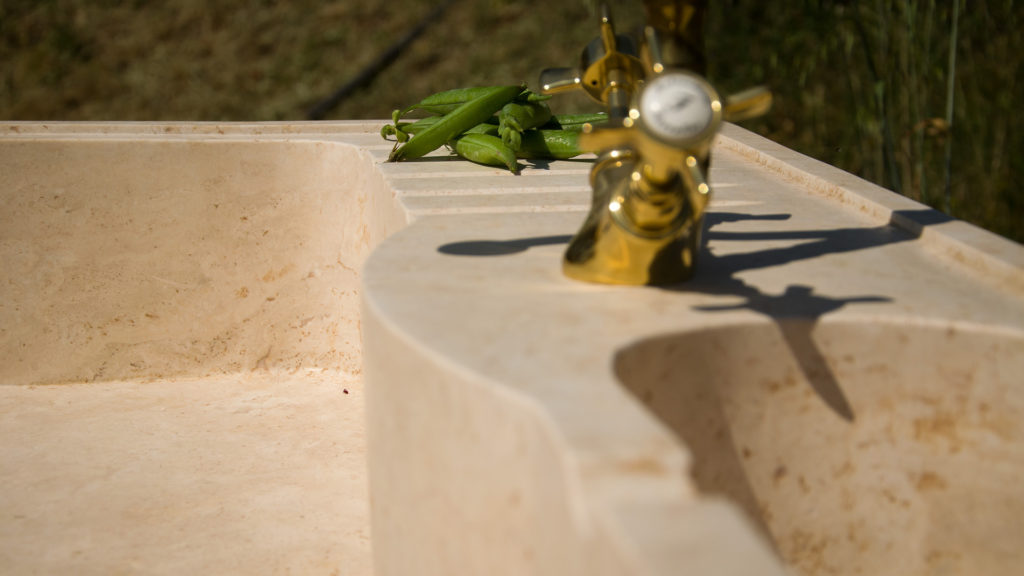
[639,73,715,144]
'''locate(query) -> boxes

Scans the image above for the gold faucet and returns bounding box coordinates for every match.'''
[540,1,771,285]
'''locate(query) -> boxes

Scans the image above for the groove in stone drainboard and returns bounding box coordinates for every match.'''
[400,191,590,216]
[405,204,591,217]
[387,175,589,194]
[382,167,592,181]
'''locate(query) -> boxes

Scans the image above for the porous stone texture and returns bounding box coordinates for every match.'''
[363,124,1024,575]
[0,373,369,575]
[3,121,1023,576]
[0,123,404,575]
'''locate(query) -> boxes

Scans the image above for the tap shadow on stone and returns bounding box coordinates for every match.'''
[661,210,936,423]
[438,204,961,556]
[672,209,946,421]
[520,158,594,171]
[612,209,949,547]
[438,209,943,422]
[438,235,573,256]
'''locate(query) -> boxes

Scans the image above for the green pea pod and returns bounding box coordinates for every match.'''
[499,99,553,151]
[399,86,550,117]
[464,122,499,136]
[451,133,519,173]
[540,113,609,132]
[516,130,583,160]
[389,84,524,162]
[382,116,498,143]
[399,87,499,116]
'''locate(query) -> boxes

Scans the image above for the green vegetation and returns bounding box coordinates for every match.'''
[708,1,1022,242]
[1,0,1019,241]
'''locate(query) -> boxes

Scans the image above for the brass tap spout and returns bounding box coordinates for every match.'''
[541,2,770,285]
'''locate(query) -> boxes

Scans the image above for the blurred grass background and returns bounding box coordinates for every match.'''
[1,0,1020,241]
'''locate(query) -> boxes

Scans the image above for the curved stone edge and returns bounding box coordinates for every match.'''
[361,256,786,576]
[359,170,792,573]
[360,122,1023,575]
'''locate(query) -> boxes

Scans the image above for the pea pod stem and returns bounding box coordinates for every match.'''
[381,115,445,142]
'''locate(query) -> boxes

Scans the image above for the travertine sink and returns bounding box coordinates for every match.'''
[0,124,405,574]
[361,125,1024,575]
[3,122,1022,576]
[616,319,1024,575]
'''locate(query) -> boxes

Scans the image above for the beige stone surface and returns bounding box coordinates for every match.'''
[616,321,1024,575]
[4,120,1023,576]
[362,125,1024,575]
[0,136,394,386]
[0,372,370,576]
[0,123,404,575]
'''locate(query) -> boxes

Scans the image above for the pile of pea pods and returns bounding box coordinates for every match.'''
[381,84,606,173]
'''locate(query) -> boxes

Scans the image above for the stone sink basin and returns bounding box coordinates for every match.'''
[0,123,405,574]
[4,122,1023,575]
[616,319,1024,574]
